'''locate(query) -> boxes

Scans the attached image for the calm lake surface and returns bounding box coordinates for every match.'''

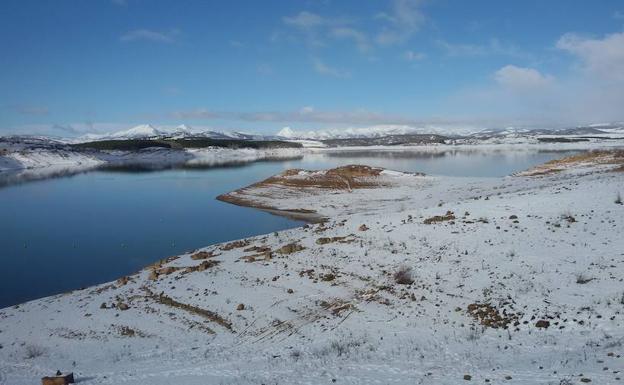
[0,149,576,307]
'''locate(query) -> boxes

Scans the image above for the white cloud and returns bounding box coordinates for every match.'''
[448,31,624,124]
[170,108,217,119]
[557,32,624,81]
[312,57,350,78]
[375,0,426,45]
[331,27,371,52]
[283,11,324,29]
[2,122,132,137]
[120,29,180,43]
[281,1,428,54]
[494,65,554,91]
[404,50,426,61]
[238,107,416,126]
[256,63,274,75]
[437,38,530,59]
[300,106,315,114]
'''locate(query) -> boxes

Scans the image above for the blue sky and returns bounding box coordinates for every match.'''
[2,0,624,136]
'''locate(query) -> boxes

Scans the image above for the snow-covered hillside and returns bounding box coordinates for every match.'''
[1,151,623,384]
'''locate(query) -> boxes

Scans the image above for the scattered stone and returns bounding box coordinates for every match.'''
[535,320,550,328]
[220,239,250,251]
[424,211,456,224]
[394,266,414,285]
[41,372,74,385]
[236,303,245,311]
[358,224,369,231]
[117,302,129,311]
[321,273,336,282]
[190,250,217,260]
[277,243,305,255]
[467,303,518,329]
[463,374,472,381]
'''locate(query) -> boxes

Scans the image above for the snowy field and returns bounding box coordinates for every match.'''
[1,148,623,384]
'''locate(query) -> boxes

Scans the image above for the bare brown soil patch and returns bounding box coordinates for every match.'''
[319,298,355,316]
[190,250,218,260]
[143,287,232,331]
[220,239,251,251]
[519,149,624,176]
[276,242,305,255]
[423,211,456,224]
[467,303,519,329]
[315,235,354,245]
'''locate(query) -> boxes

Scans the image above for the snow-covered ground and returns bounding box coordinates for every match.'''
[1,150,623,384]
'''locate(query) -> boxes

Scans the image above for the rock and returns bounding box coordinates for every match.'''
[41,372,74,385]
[358,224,369,231]
[116,276,130,286]
[287,288,294,294]
[277,243,305,255]
[190,250,216,260]
[195,260,219,272]
[159,266,178,275]
[580,378,591,383]
[535,320,550,328]
[99,302,107,309]
[148,270,159,280]
[117,302,129,311]
[463,374,472,381]
[236,303,245,311]
[316,237,332,245]
[509,215,518,219]
[321,273,336,281]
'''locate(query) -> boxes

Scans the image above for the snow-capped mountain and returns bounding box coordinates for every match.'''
[110,124,164,139]
[277,124,485,140]
[276,122,624,141]
[73,125,280,143]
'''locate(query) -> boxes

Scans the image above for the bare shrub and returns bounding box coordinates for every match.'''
[290,349,302,361]
[561,211,576,223]
[24,344,45,359]
[314,334,367,359]
[393,266,414,285]
[329,337,364,357]
[576,273,594,284]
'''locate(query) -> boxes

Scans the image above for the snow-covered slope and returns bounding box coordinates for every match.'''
[1,153,623,384]
[107,124,164,139]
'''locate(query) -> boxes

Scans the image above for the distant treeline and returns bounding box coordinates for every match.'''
[72,138,302,151]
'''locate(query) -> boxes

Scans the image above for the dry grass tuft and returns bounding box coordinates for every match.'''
[424,211,456,224]
[393,266,414,285]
